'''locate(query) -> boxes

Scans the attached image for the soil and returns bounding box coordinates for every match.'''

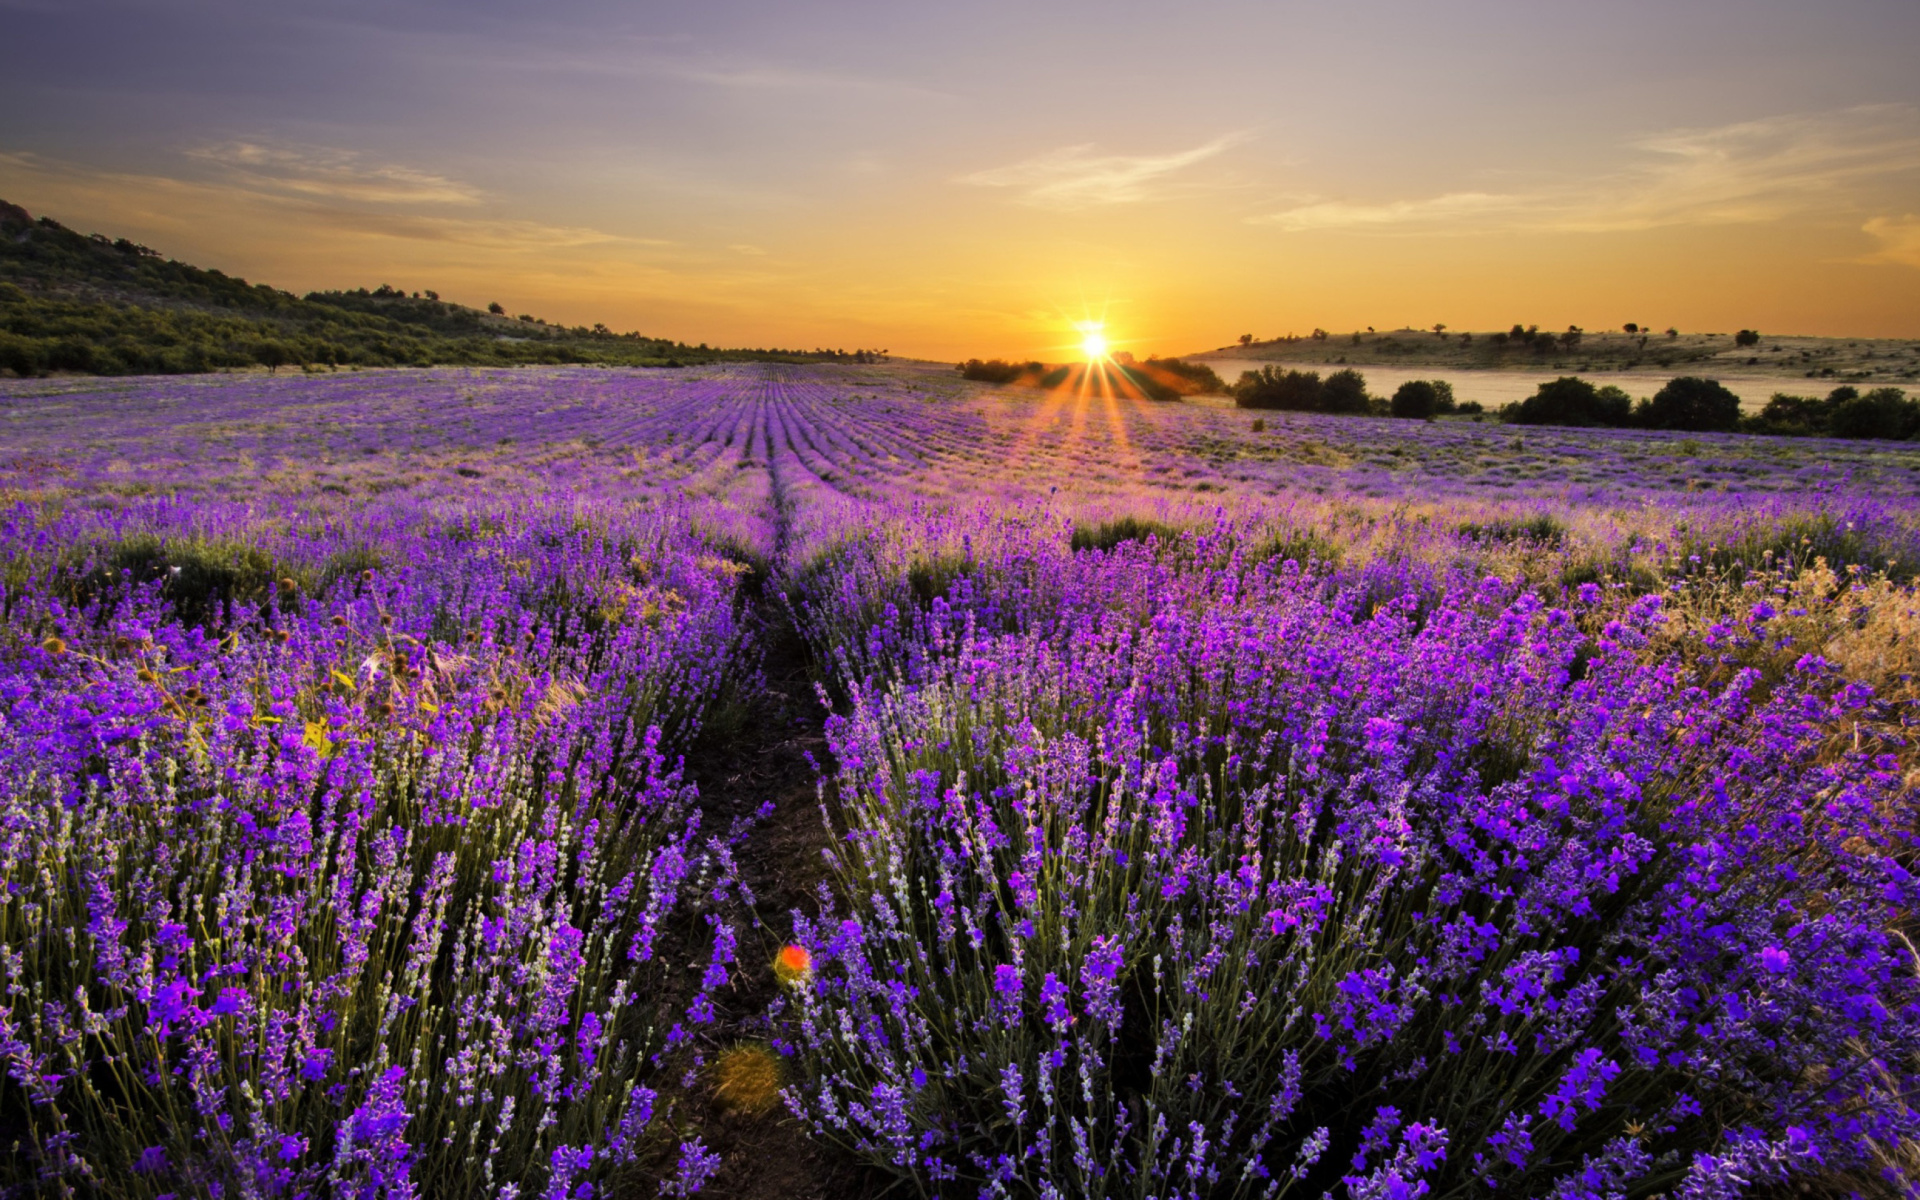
[676,609,888,1200]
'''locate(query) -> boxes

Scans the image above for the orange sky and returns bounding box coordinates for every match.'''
[3,0,1918,359]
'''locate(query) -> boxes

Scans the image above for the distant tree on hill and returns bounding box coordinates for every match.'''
[1311,328,1329,341]
[488,302,506,315]
[1559,326,1583,352]
[1666,327,1679,338]
[1624,323,1639,334]
[1431,323,1447,337]
[256,341,291,374]
[1239,333,1253,347]
[1639,376,1740,432]
[1735,329,1760,347]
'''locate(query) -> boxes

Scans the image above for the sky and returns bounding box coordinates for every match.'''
[2,0,1919,359]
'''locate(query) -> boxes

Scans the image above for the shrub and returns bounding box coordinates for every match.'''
[1390,380,1440,419]
[1735,329,1760,347]
[1829,386,1919,441]
[957,358,1043,384]
[1234,366,1325,411]
[1507,376,1632,427]
[1639,376,1741,432]
[1321,368,1371,414]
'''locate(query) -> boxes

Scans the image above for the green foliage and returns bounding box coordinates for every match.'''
[956,358,1044,384]
[1233,366,1372,414]
[1745,385,1917,441]
[1389,379,1440,420]
[1830,386,1920,441]
[0,200,870,376]
[1069,516,1184,553]
[1639,376,1741,432]
[1506,377,1632,427]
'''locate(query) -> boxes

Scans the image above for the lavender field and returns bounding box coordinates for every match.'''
[4,362,1920,1199]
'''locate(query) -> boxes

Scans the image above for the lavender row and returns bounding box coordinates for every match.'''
[777,515,1920,1198]
[0,500,753,1196]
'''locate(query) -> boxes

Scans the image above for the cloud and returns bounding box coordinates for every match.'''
[1250,106,1920,235]
[297,207,648,250]
[1863,215,1920,268]
[187,141,483,206]
[1254,191,1526,233]
[958,134,1244,209]
[0,149,651,254]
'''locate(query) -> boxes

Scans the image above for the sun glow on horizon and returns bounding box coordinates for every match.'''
[1079,325,1110,361]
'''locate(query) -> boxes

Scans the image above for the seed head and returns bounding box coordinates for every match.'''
[41,636,66,656]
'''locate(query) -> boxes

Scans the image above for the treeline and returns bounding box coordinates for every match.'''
[0,200,882,376]
[1232,367,1484,417]
[957,355,1225,400]
[1229,362,1920,443]
[1505,376,1920,439]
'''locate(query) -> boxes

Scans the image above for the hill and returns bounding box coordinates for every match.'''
[0,199,882,376]
[1196,325,1920,387]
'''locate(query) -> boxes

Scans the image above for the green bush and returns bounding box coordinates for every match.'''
[1638,376,1741,432]
[1506,377,1632,427]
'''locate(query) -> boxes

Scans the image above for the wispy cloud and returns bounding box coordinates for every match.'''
[1863,215,1920,269]
[1251,106,1920,237]
[957,134,1245,209]
[187,141,483,206]
[1255,191,1526,233]
[0,149,655,255]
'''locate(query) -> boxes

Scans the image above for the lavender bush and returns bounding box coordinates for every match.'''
[781,519,1920,1198]
[0,504,750,1195]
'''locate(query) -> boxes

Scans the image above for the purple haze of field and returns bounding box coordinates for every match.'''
[1,363,1919,1197]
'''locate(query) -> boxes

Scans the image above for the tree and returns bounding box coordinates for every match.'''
[1321,368,1370,414]
[1508,376,1632,427]
[1239,333,1253,347]
[255,341,291,374]
[488,302,506,315]
[1559,326,1583,352]
[1640,376,1740,432]
[1233,367,1324,411]
[1666,327,1679,338]
[425,290,440,301]
[1829,387,1919,440]
[1735,329,1760,347]
[1624,323,1639,334]
[1432,323,1447,337]
[1311,328,1329,341]
[1390,379,1440,419]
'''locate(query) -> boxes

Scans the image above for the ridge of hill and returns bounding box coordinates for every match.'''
[1194,325,1920,387]
[0,199,883,376]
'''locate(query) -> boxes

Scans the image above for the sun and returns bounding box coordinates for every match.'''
[1080,325,1110,361]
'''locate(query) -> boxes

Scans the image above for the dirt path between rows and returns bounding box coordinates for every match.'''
[675,581,891,1199]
